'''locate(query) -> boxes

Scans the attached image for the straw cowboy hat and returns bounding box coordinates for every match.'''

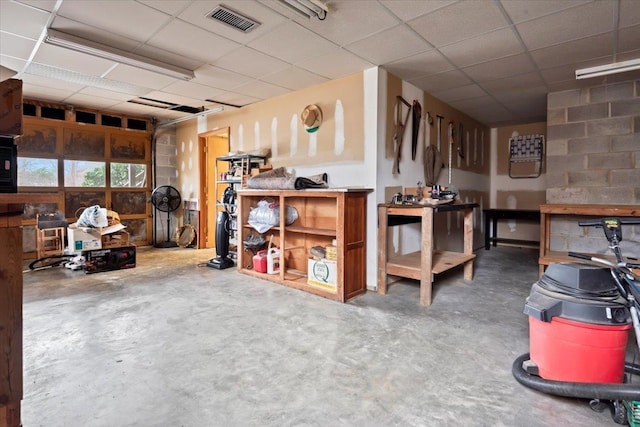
[301,104,323,133]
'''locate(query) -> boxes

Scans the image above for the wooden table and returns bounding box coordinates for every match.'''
[539,204,640,274]
[377,202,477,306]
[483,208,540,250]
[0,193,59,427]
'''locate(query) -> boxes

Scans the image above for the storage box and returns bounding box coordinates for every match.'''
[101,230,130,248]
[0,79,23,136]
[68,227,102,252]
[307,258,337,292]
[84,246,136,274]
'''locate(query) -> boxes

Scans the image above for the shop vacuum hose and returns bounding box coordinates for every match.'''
[512,353,640,401]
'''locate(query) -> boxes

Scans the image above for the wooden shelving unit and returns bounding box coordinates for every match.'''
[236,188,371,302]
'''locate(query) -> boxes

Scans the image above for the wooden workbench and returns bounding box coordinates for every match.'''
[539,204,640,274]
[377,202,478,306]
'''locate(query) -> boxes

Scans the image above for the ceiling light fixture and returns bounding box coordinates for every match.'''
[575,58,640,80]
[44,29,195,81]
[279,0,328,20]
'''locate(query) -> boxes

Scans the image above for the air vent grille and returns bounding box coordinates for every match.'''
[207,6,260,33]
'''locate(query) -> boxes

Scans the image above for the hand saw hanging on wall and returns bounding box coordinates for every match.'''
[391,96,411,175]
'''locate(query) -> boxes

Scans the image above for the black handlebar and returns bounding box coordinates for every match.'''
[568,251,592,260]
[578,217,640,227]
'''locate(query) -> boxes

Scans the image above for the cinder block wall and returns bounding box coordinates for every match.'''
[545,79,639,255]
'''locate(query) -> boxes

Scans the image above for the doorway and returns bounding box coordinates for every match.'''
[198,128,230,249]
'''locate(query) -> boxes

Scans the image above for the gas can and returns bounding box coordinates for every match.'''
[253,250,268,273]
[267,247,280,274]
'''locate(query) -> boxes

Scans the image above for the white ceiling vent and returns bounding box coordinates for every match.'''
[207,6,260,33]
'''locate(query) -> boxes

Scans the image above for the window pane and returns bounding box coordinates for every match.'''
[17,157,58,187]
[110,162,147,188]
[64,160,105,187]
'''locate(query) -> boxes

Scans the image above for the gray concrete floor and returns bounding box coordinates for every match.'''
[22,246,614,426]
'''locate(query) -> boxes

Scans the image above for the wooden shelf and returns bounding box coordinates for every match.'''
[285,225,336,237]
[387,251,477,280]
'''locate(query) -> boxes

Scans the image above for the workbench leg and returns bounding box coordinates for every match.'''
[484,212,490,250]
[420,208,434,306]
[464,208,474,280]
[377,206,388,295]
[0,403,21,427]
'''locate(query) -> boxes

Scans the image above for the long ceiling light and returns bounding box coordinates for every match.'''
[575,58,640,80]
[44,29,195,81]
[279,0,328,20]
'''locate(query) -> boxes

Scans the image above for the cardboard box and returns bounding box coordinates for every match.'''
[68,227,101,252]
[84,246,136,274]
[307,258,337,292]
[101,230,130,249]
[0,79,23,137]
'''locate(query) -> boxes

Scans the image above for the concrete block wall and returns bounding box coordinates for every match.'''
[546,78,640,255]
[153,128,179,244]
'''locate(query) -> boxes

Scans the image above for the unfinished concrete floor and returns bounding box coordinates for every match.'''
[22,246,614,426]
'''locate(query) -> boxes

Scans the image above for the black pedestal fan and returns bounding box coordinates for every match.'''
[151,185,181,248]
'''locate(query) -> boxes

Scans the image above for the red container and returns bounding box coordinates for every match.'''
[253,250,267,273]
[529,316,631,383]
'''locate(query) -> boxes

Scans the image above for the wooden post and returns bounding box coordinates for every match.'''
[420,207,434,306]
[377,205,388,295]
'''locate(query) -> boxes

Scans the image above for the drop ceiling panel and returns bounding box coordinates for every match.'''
[447,95,497,112]
[299,0,398,46]
[0,1,50,39]
[193,65,253,90]
[383,49,452,81]
[142,91,208,108]
[247,22,336,64]
[410,70,472,93]
[260,66,327,91]
[462,54,536,83]
[620,0,640,28]
[408,0,508,48]
[0,56,26,75]
[431,84,488,103]
[49,16,142,52]
[137,0,192,16]
[178,1,287,43]
[64,93,121,109]
[0,32,37,60]
[295,48,373,80]
[212,47,289,79]
[78,86,138,102]
[345,25,431,65]
[210,91,261,107]
[14,0,58,13]
[619,25,640,53]
[529,33,613,70]
[500,0,590,24]
[231,79,289,100]
[21,82,78,102]
[161,80,226,100]
[440,28,523,69]
[32,43,117,77]
[466,104,517,125]
[516,1,614,50]
[20,73,85,92]
[104,64,176,90]
[148,20,241,64]
[56,0,171,43]
[380,0,455,22]
[479,72,545,93]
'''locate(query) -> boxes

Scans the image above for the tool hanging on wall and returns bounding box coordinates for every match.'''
[392,96,412,175]
[423,112,442,186]
[411,100,422,161]
[448,121,454,184]
[436,114,444,152]
[458,122,464,159]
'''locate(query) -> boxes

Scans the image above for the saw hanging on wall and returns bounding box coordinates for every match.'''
[391,95,411,175]
[411,99,422,161]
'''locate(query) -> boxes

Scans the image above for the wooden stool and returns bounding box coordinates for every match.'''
[36,227,65,259]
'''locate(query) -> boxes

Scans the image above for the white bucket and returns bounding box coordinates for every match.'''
[267,247,280,274]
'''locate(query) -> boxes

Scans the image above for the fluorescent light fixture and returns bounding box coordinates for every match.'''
[575,58,640,80]
[279,0,328,19]
[44,29,195,81]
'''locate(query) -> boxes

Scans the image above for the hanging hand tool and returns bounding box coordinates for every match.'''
[411,100,422,161]
[436,114,444,152]
[392,96,411,175]
[448,121,454,185]
[458,122,464,159]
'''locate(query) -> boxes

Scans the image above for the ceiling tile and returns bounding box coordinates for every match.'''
[143,90,207,108]
[105,64,176,90]
[56,0,171,43]
[209,91,261,107]
[78,86,138,102]
[65,93,121,109]
[247,22,336,64]
[212,47,289,79]
[109,101,166,116]
[410,70,472,93]
[20,73,85,92]
[0,0,50,40]
[21,81,77,102]
[465,104,517,126]
[619,24,640,53]
[431,84,488,103]
[48,16,141,51]
[500,0,590,24]
[408,0,508,47]
[0,32,37,61]
[14,0,58,13]
[161,80,226,100]
[32,43,116,77]
[178,1,287,44]
[345,25,431,64]
[0,55,26,76]
[231,79,289,100]
[516,1,614,50]
[479,72,545,93]
[529,33,613,70]
[447,95,497,112]
[260,66,327,91]
[148,20,241,64]
[294,0,398,46]
[462,54,536,82]
[192,65,253,90]
[620,0,640,28]
[440,27,524,68]
[380,0,455,22]
[137,0,191,16]
[295,49,373,80]
[383,49,453,81]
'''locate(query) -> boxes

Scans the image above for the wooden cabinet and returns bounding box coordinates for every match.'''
[236,188,370,302]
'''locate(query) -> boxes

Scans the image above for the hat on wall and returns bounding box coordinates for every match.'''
[301,104,323,133]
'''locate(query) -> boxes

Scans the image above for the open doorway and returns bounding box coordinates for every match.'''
[198,128,229,249]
